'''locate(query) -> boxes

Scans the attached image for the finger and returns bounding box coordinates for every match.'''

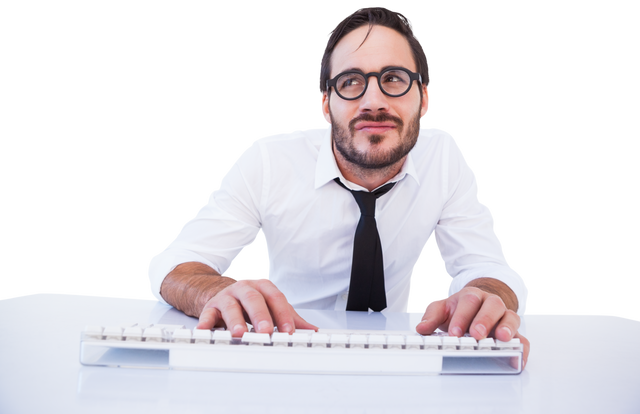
[468,295,508,340]
[254,280,297,333]
[518,332,530,369]
[258,303,319,334]
[416,299,449,335]
[253,280,318,333]
[196,307,222,330]
[509,332,530,370]
[291,308,318,331]
[205,283,262,337]
[494,309,520,342]
[233,284,275,334]
[448,290,483,337]
[196,281,249,334]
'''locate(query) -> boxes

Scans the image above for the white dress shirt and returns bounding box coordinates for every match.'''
[149,128,527,314]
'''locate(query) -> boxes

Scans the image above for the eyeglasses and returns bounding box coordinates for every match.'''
[326,67,422,101]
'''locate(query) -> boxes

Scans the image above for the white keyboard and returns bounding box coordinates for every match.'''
[79,324,523,375]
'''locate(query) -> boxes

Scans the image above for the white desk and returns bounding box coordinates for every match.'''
[1,294,638,413]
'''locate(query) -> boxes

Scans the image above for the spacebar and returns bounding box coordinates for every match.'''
[169,345,443,375]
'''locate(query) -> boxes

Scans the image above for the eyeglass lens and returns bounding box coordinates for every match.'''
[336,69,412,99]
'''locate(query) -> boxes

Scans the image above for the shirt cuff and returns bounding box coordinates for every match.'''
[148,250,221,305]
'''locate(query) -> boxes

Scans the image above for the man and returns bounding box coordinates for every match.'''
[150,8,529,366]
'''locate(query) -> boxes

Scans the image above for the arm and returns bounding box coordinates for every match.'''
[415,137,529,367]
[433,134,528,317]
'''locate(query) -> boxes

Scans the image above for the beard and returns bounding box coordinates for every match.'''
[330,109,420,170]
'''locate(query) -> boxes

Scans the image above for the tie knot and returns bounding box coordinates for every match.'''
[351,191,377,217]
[333,178,396,218]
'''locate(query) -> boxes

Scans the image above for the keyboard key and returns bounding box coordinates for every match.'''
[349,334,367,349]
[143,327,165,342]
[242,332,271,346]
[173,328,192,344]
[386,335,404,349]
[212,330,232,345]
[405,336,423,350]
[329,334,349,348]
[150,324,185,334]
[103,326,123,341]
[310,333,330,348]
[368,334,386,349]
[423,336,442,350]
[123,326,143,341]
[478,338,495,349]
[459,337,477,350]
[442,337,460,350]
[290,332,310,347]
[271,332,291,347]
[192,329,212,344]
[496,338,521,350]
[83,326,104,340]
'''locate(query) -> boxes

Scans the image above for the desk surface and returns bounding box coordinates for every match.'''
[1,294,638,413]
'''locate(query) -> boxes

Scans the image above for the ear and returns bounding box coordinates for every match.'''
[420,85,429,117]
[322,91,332,123]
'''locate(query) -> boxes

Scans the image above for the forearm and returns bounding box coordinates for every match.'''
[465,277,519,313]
[160,262,237,318]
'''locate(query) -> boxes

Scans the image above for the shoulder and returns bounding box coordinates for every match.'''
[411,128,462,160]
[252,129,326,154]
[233,129,326,170]
[415,128,455,148]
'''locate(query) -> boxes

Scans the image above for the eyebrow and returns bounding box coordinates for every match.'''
[338,65,406,74]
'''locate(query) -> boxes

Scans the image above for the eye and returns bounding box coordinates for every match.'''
[382,72,407,84]
[340,75,364,89]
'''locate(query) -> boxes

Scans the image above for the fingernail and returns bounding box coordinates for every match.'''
[281,323,292,333]
[257,321,270,332]
[450,327,462,337]
[501,326,512,338]
[232,324,245,335]
[475,324,487,337]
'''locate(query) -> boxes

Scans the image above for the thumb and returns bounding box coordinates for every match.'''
[416,299,449,335]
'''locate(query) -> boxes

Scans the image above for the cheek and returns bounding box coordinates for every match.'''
[330,100,357,123]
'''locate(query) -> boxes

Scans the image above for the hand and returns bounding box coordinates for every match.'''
[196,279,318,337]
[415,286,530,369]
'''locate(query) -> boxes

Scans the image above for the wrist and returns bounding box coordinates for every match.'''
[465,277,519,312]
[160,262,237,317]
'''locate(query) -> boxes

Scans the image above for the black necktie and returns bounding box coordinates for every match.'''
[334,178,396,311]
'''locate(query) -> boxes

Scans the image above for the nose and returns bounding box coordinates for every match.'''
[358,75,390,113]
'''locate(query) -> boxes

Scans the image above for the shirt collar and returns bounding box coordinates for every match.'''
[314,127,421,191]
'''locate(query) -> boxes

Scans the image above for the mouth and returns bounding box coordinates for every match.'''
[354,122,397,134]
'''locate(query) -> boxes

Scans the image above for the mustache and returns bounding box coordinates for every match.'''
[348,112,404,134]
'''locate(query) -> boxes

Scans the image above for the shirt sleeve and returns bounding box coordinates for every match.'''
[148,143,264,304]
[434,139,528,315]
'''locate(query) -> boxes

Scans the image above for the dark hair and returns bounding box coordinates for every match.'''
[320,7,429,93]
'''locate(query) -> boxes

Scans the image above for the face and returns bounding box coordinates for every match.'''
[322,25,428,170]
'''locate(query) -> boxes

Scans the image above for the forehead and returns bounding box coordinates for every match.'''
[330,25,415,76]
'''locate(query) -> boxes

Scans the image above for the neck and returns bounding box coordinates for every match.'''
[333,146,406,191]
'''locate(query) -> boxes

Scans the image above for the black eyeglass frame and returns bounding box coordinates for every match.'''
[326,66,422,101]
